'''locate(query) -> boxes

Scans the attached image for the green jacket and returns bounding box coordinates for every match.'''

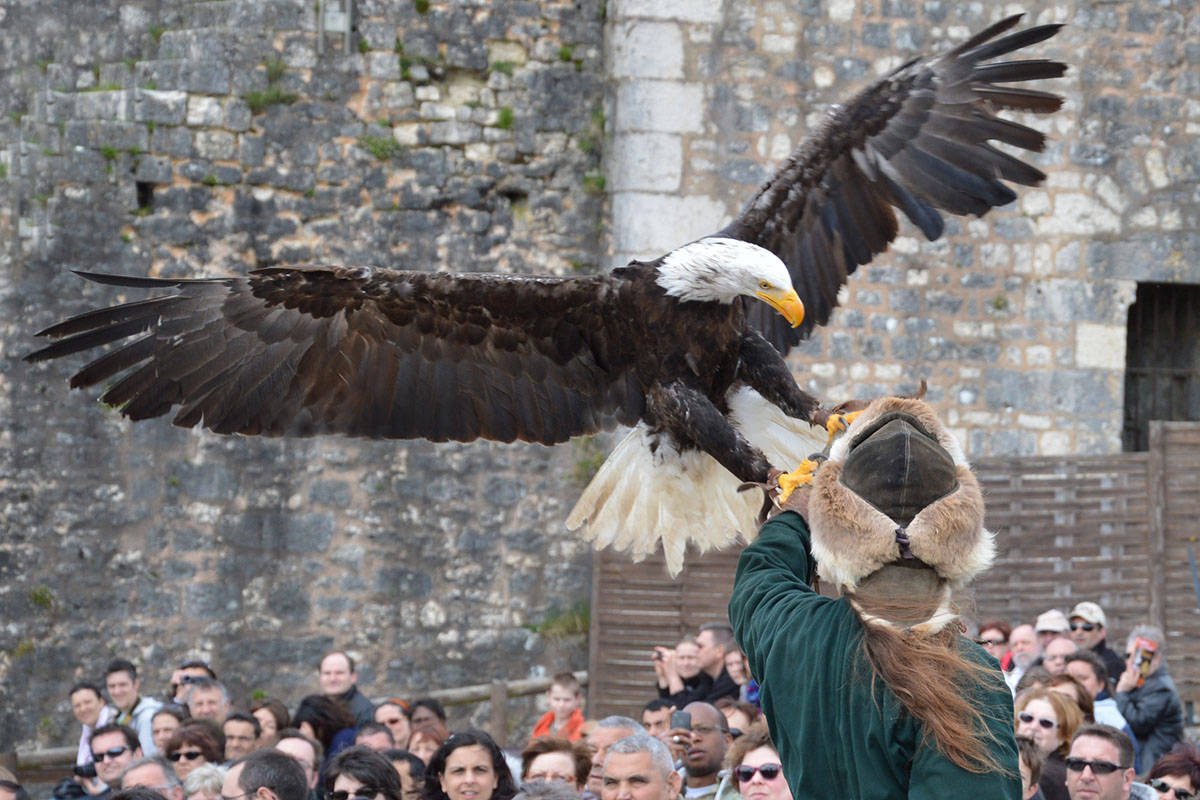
[728,512,1020,799]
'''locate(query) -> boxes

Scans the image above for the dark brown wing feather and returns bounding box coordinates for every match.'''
[721,14,1065,350]
[26,267,645,444]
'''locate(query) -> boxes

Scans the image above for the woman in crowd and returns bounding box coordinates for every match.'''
[519,736,590,792]
[409,699,449,737]
[408,728,448,766]
[151,707,187,756]
[182,764,225,800]
[375,700,413,749]
[714,698,760,735]
[724,722,792,800]
[164,725,223,782]
[294,695,358,781]
[1015,687,1084,800]
[1145,743,1200,799]
[423,731,517,800]
[250,699,291,745]
[1046,674,1096,724]
[976,620,1013,670]
[327,746,404,800]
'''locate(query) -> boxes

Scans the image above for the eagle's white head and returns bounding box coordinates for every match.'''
[654,237,805,327]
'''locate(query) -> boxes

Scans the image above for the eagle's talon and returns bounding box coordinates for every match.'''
[777,458,821,502]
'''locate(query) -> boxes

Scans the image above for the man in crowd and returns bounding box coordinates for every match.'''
[666,703,737,800]
[105,661,162,755]
[1043,637,1079,676]
[586,717,644,797]
[1069,603,1126,686]
[640,699,674,739]
[1064,724,1149,800]
[694,624,740,703]
[1007,624,1040,693]
[89,724,143,798]
[319,651,374,727]
[274,729,322,800]
[354,722,395,751]
[651,638,706,707]
[1036,610,1071,651]
[222,749,308,800]
[600,733,680,800]
[0,769,29,800]
[167,660,219,706]
[224,712,263,762]
[185,678,231,724]
[119,756,184,800]
[1114,625,1184,771]
[71,682,117,767]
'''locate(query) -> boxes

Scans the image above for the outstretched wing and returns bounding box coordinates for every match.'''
[25,267,645,444]
[720,14,1066,350]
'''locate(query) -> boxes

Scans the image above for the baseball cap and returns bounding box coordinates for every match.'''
[1035,609,1069,633]
[1069,602,1106,628]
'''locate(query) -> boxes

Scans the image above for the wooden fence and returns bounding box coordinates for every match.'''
[587,421,1200,721]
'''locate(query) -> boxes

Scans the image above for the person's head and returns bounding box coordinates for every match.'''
[105,660,142,713]
[165,725,222,780]
[1047,674,1095,723]
[408,698,447,735]
[274,729,323,791]
[600,733,680,800]
[250,700,291,745]
[222,749,308,800]
[292,695,357,750]
[380,750,424,800]
[1016,737,1044,800]
[722,649,748,686]
[356,723,396,752]
[424,730,516,800]
[672,640,701,680]
[319,652,359,697]
[976,621,1012,664]
[325,745,403,800]
[520,737,591,790]
[182,763,226,800]
[1065,725,1135,800]
[1147,742,1200,800]
[546,673,583,723]
[120,757,184,800]
[1015,666,1053,695]
[724,722,791,800]
[224,713,263,761]
[110,790,167,800]
[184,679,230,724]
[152,707,188,755]
[1125,625,1167,676]
[510,780,577,800]
[406,728,447,766]
[0,776,27,800]
[1068,602,1108,651]
[70,682,107,728]
[374,702,411,748]
[679,703,731,781]
[713,698,758,735]
[91,724,143,786]
[585,718,645,795]
[1044,637,1079,676]
[1065,651,1111,699]
[1010,625,1041,669]
[1036,610,1071,650]
[1015,687,1083,758]
[695,624,734,675]
[640,700,674,738]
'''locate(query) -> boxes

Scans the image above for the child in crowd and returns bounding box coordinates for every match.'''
[529,673,585,743]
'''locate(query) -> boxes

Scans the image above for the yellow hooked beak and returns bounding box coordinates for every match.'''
[755,287,805,328]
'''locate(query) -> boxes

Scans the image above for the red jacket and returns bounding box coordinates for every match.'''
[530,708,585,742]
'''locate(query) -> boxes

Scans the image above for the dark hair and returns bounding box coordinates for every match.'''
[320,651,356,673]
[226,711,263,739]
[978,620,1013,641]
[380,750,425,782]
[1064,650,1110,689]
[409,698,447,723]
[250,698,291,734]
[357,722,395,745]
[723,720,776,771]
[0,779,31,800]
[109,789,165,800]
[276,728,324,770]
[549,673,581,695]
[1045,674,1095,723]
[90,724,141,751]
[236,749,309,800]
[164,724,223,763]
[326,746,403,800]
[69,682,104,700]
[424,731,517,800]
[105,659,139,682]
[519,736,591,787]
[1015,665,1052,694]
[292,695,356,749]
[697,623,735,649]
[1071,724,1134,769]
[152,706,188,725]
[1148,742,1200,788]
[178,660,217,679]
[1015,736,1044,786]
[641,698,674,714]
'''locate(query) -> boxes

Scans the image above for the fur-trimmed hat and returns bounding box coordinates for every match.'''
[808,396,994,633]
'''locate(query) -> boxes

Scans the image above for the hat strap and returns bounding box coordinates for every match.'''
[895,527,914,559]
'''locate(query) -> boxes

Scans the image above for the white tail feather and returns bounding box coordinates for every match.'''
[566,386,829,576]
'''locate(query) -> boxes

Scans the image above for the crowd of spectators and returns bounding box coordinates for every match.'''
[5,602,1195,800]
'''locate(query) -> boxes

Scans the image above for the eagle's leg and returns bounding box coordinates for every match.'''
[735,333,822,423]
[774,410,863,501]
[647,381,773,484]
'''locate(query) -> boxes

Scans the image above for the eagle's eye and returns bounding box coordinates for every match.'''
[758,280,771,290]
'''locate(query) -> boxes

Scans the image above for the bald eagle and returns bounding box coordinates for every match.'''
[26,15,1064,573]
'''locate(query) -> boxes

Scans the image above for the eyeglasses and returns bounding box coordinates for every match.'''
[734,764,783,783]
[167,750,205,762]
[1018,712,1057,730]
[1150,779,1198,800]
[1065,758,1123,776]
[1070,622,1097,632]
[327,790,379,800]
[976,638,1006,646]
[92,746,130,762]
[380,717,404,726]
[690,724,728,737]
[527,773,574,784]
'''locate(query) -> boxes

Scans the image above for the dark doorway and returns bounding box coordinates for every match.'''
[1122,282,1200,451]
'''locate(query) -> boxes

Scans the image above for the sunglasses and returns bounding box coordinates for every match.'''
[1065,758,1123,776]
[976,638,1006,646]
[1018,712,1057,730]
[380,717,404,726]
[92,746,130,762]
[1070,622,1097,632]
[1150,779,1198,800]
[734,764,783,783]
[327,791,378,800]
[167,750,205,762]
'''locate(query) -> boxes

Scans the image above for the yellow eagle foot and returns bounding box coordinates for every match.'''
[826,409,863,441]
[778,458,822,502]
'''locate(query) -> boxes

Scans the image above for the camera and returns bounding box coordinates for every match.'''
[73,763,97,779]
[180,674,203,685]
[670,710,691,730]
